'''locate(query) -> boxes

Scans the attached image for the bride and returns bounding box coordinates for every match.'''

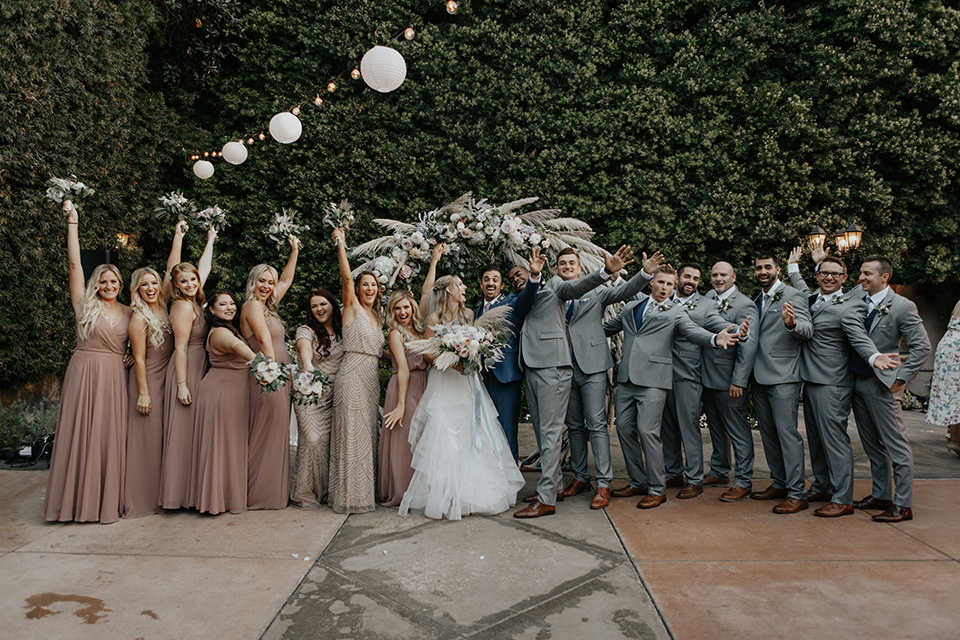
[399,253,543,520]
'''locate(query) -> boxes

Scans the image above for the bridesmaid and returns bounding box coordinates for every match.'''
[44,201,131,524]
[290,290,344,508]
[193,290,258,515]
[328,227,384,514]
[378,290,428,507]
[122,267,174,518]
[240,235,299,510]
[158,222,217,510]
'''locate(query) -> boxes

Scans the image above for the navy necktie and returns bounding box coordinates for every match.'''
[633,299,649,330]
[866,307,878,330]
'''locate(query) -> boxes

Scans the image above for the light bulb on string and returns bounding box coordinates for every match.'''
[404,26,415,40]
[247,137,254,144]
[292,106,301,116]
[327,81,337,93]
[314,96,323,106]
[204,151,210,157]
[446,0,458,14]
[351,68,361,80]
[259,133,265,140]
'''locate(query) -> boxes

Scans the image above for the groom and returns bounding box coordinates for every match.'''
[514,245,635,518]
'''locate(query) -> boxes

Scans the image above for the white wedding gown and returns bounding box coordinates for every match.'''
[399,367,525,520]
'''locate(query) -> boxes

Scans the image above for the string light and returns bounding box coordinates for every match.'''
[351,68,361,80]
[404,25,415,40]
[446,1,458,14]
[259,133,265,140]
[204,151,210,157]
[292,106,301,115]
[247,137,254,144]
[327,81,337,93]
[314,96,323,106]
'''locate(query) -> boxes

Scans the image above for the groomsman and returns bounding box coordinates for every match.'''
[558,248,661,510]
[660,263,734,499]
[848,256,930,522]
[474,264,541,461]
[749,252,813,514]
[785,250,899,517]
[514,246,634,518]
[700,261,759,502]
[604,266,743,509]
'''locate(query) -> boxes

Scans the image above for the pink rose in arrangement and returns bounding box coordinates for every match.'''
[399,264,413,280]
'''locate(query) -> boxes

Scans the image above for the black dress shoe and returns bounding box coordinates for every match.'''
[872,505,913,523]
[853,495,894,511]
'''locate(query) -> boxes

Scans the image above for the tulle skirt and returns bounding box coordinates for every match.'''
[399,368,524,521]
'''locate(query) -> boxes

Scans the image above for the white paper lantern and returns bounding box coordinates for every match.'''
[193,160,214,179]
[269,112,302,144]
[360,46,407,93]
[222,141,248,165]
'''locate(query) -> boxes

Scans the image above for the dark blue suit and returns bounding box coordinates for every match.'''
[475,278,540,460]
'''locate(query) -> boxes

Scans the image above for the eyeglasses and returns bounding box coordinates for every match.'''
[818,271,845,279]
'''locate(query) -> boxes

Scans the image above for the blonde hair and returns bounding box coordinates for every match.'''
[245,264,282,322]
[430,275,473,325]
[130,267,167,350]
[385,290,424,341]
[76,264,123,340]
[170,262,205,319]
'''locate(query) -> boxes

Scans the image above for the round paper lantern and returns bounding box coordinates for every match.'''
[222,141,248,165]
[360,46,407,93]
[269,111,302,144]
[193,160,214,179]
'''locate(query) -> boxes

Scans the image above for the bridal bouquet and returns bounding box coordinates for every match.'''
[46,175,96,204]
[193,205,228,231]
[155,191,194,220]
[291,370,332,406]
[406,306,512,376]
[248,353,290,394]
[266,208,310,249]
[322,199,356,232]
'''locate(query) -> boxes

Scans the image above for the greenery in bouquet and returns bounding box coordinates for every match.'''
[248,352,290,393]
[291,369,332,406]
[193,205,228,231]
[45,175,95,204]
[322,199,356,232]
[406,305,513,376]
[266,208,309,250]
[155,191,194,221]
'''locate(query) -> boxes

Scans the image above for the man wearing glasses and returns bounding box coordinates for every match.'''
[786,249,899,517]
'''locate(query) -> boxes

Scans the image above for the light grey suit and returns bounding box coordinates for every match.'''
[701,287,759,489]
[604,296,719,496]
[751,281,813,500]
[565,271,651,488]
[520,268,611,505]
[661,292,731,485]
[788,273,884,505]
[849,287,930,508]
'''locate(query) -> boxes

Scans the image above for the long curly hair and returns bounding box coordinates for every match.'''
[303,289,342,357]
[429,275,473,325]
[76,264,123,340]
[385,289,424,341]
[129,267,167,349]
[245,264,282,321]
[169,262,205,319]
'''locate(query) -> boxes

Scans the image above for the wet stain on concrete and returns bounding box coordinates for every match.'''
[24,593,111,624]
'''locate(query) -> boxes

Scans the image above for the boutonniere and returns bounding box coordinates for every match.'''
[657,301,673,312]
[686,301,698,311]
[832,296,850,305]
[875,303,892,316]
[771,289,784,304]
[718,298,732,314]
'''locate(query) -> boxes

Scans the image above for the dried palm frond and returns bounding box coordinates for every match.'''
[474,304,512,334]
[438,192,473,215]
[519,208,561,226]
[373,218,416,234]
[498,197,539,216]
[353,236,399,257]
[543,217,595,234]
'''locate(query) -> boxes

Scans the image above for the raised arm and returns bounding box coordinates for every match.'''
[161,220,188,304]
[129,314,152,415]
[332,228,359,310]
[65,201,85,317]
[197,225,218,287]
[274,234,300,303]
[382,329,410,430]
[210,327,257,361]
[512,248,545,326]
[169,300,196,406]
[243,300,276,360]
[419,243,444,319]
[786,246,813,294]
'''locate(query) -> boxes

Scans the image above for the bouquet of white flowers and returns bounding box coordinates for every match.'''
[406,306,512,376]
[248,353,290,394]
[193,205,228,231]
[322,199,356,232]
[266,208,309,250]
[155,191,194,220]
[291,370,332,406]
[46,175,95,204]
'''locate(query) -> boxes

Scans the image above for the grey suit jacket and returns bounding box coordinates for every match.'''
[566,270,651,375]
[752,282,813,385]
[670,292,732,383]
[859,288,931,389]
[519,269,609,370]
[604,295,717,390]
[701,287,758,391]
[800,293,881,387]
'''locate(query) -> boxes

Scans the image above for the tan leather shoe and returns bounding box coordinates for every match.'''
[720,486,751,502]
[664,476,685,489]
[772,497,809,514]
[702,474,727,486]
[589,487,610,510]
[677,484,703,499]
[750,485,788,501]
[611,485,648,498]
[514,499,556,518]
[871,505,913,523]
[813,503,855,518]
[561,478,592,498]
[637,494,666,509]
[853,495,893,510]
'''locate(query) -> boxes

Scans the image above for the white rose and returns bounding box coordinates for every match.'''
[256,362,269,373]
[400,238,413,250]
[450,212,460,222]
[528,233,542,246]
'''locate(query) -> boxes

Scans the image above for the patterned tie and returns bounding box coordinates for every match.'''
[811,294,824,313]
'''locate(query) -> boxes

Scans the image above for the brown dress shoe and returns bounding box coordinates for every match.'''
[611,485,648,498]
[772,497,809,514]
[853,495,893,511]
[637,494,666,509]
[750,486,788,501]
[677,484,703,499]
[720,486,751,502]
[664,476,685,489]
[589,487,610,510]
[561,478,592,498]
[702,474,727,486]
[814,503,855,518]
[872,505,913,523]
[514,499,556,518]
